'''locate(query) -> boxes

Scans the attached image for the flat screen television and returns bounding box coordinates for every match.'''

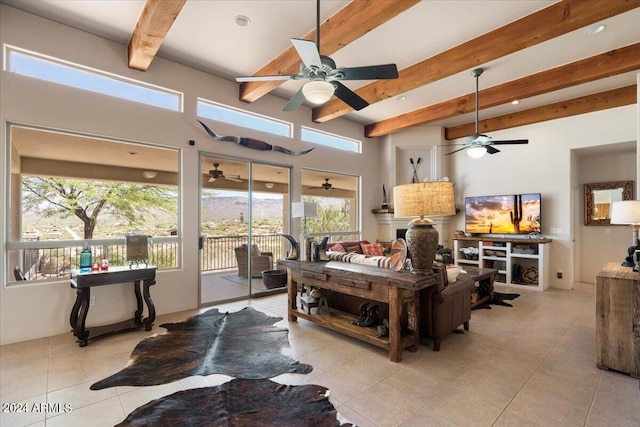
[465,193,541,235]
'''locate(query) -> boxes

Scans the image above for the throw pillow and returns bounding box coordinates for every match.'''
[330,243,346,252]
[362,243,384,257]
[343,244,362,254]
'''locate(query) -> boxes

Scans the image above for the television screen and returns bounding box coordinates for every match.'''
[465,193,541,235]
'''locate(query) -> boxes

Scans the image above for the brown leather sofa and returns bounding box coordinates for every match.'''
[420,262,475,351]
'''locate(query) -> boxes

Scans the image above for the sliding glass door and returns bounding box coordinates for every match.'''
[199,155,290,305]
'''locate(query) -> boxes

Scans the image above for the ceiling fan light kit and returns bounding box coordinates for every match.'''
[302,80,335,104]
[467,146,487,158]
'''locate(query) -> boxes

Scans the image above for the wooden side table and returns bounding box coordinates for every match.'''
[70,265,157,347]
[595,262,640,378]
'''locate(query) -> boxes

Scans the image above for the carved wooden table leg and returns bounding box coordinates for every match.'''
[134,279,144,323]
[69,285,83,332]
[75,288,91,347]
[142,278,156,331]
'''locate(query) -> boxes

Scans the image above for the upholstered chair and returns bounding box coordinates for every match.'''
[234,244,273,278]
[420,262,475,351]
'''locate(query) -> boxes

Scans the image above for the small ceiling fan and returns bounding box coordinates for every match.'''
[235,0,398,112]
[308,178,334,190]
[446,68,528,158]
[208,163,242,183]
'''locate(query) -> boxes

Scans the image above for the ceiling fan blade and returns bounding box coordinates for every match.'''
[226,177,242,183]
[334,64,399,80]
[486,146,500,154]
[491,139,529,145]
[208,177,217,183]
[291,38,322,70]
[283,87,307,111]
[333,81,368,111]
[236,74,301,82]
[445,146,470,155]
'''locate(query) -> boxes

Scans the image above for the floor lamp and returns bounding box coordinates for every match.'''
[393,182,456,275]
[610,200,640,271]
[292,201,317,261]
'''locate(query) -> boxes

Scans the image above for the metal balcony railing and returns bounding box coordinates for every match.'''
[7,231,361,284]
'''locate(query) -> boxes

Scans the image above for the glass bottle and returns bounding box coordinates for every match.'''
[80,243,92,273]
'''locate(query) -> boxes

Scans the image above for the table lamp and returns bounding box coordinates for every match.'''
[292,201,318,261]
[393,182,456,275]
[610,200,640,270]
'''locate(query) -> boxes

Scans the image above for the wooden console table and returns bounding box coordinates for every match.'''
[595,262,640,378]
[279,260,437,362]
[70,265,157,347]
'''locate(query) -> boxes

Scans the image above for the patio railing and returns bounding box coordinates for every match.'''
[7,231,360,284]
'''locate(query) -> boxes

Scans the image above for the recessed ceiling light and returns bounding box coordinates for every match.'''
[235,15,251,27]
[511,100,520,105]
[586,24,606,35]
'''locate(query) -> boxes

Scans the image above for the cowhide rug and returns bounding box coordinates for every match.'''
[115,378,352,427]
[91,307,312,390]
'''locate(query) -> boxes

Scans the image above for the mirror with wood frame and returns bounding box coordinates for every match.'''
[584,181,634,225]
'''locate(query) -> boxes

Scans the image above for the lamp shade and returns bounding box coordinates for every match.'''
[393,182,456,219]
[302,81,335,105]
[610,200,640,225]
[292,201,318,219]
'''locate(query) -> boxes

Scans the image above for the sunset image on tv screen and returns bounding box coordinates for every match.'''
[465,194,541,235]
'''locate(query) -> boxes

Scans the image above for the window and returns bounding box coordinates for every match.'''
[197,99,292,138]
[6,125,180,284]
[301,169,359,241]
[301,127,360,153]
[4,46,182,111]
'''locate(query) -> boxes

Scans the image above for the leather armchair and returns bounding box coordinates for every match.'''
[420,262,475,351]
[234,244,273,278]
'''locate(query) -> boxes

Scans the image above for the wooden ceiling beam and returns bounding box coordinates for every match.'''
[444,85,637,140]
[313,0,640,124]
[238,0,419,103]
[365,42,640,138]
[128,0,186,71]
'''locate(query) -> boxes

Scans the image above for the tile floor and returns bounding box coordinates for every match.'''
[1,282,639,427]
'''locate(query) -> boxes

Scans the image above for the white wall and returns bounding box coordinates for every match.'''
[577,149,636,283]
[0,5,383,345]
[445,105,638,289]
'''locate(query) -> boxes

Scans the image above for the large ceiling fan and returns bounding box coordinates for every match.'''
[208,163,242,183]
[446,68,528,158]
[235,0,399,112]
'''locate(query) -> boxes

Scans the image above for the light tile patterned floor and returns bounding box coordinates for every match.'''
[1,283,639,426]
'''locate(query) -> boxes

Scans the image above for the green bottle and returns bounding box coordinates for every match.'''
[80,243,92,273]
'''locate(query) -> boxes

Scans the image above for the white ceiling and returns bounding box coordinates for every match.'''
[2,0,638,130]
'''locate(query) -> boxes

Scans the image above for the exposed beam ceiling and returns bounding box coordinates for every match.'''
[5,0,639,140]
[445,85,637,140]
[128,0,186,71]
[366,42,640,138]
[313,0,639,131]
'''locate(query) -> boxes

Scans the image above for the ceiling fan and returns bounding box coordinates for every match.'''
[208,163,242,183]
[446,68,528,158]
[235,0,399,112]
[308,178,334,190]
